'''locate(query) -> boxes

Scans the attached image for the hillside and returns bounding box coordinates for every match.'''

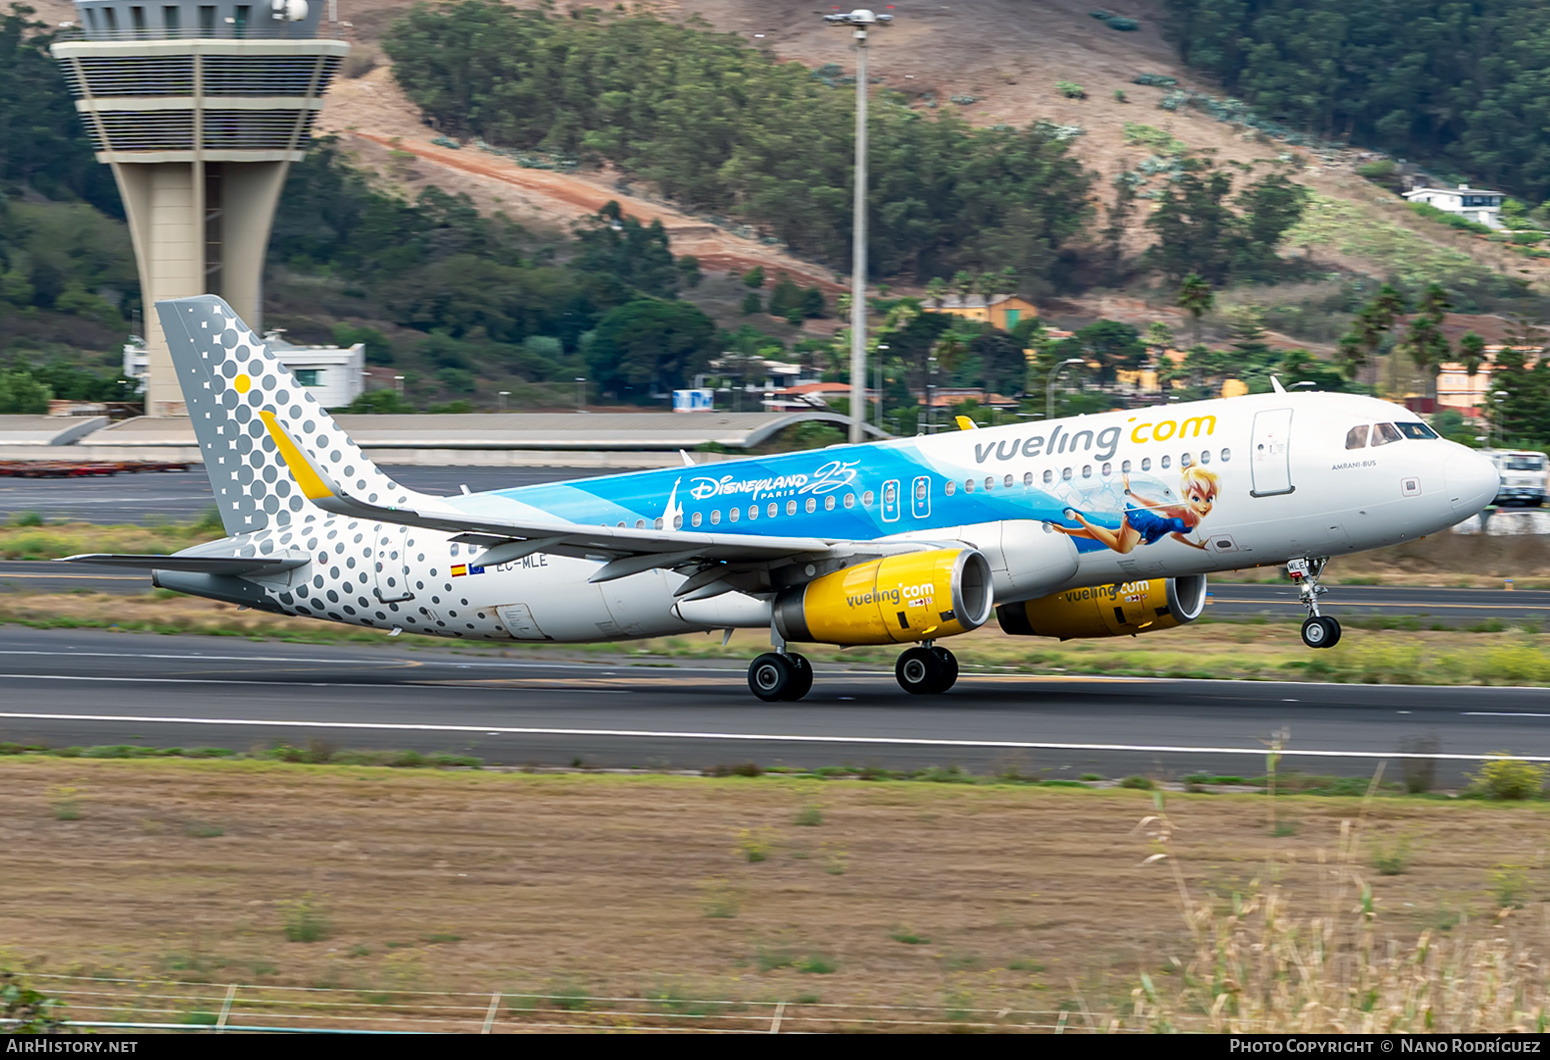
[276,0,1549,351]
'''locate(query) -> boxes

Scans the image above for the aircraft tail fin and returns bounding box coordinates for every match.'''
[156,295,423,535]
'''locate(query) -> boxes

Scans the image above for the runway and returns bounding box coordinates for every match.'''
[0,466,608,524]
[0,627,1544,785]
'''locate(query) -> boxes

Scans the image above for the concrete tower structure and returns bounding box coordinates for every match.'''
[53,1,347,415]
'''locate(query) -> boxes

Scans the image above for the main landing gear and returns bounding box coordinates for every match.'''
[1288,556,1342,649]
[747,651,814,702]
[895,643,959,696]
[745,640,961,701]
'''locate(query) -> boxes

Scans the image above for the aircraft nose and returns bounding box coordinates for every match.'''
[1444,448,1500,514]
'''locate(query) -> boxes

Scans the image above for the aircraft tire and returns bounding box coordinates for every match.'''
[748,652,798,702]
[929,646,959,691]
[783,653,814,701]
[896,646,947,695]
[1300,616,1338,649]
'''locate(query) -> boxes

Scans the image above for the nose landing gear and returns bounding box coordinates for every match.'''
[1288,556,1342,649]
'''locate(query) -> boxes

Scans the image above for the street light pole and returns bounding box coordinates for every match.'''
[576,377,587,414]
[1046,357,1086,422]
[825,8,892,444]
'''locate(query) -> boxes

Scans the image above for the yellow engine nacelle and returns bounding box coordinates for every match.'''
[995,575,1207,640]
[773,548,994,646]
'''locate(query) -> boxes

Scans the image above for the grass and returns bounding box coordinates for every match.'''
[280,896,331,943]
[11,759,1550,1029]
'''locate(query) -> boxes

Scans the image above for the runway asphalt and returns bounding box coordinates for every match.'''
[1,560,1542,627]
[0,466,609,524]
[0,627,1543,786]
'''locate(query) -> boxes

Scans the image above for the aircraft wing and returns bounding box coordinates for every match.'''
[259,411,923,594]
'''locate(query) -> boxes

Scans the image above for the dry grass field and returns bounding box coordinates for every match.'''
[4,759,1550,1030]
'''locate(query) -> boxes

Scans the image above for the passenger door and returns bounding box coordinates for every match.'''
[1250,409,1295,497]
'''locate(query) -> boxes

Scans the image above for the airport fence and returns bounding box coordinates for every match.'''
[7,973,1238,1033]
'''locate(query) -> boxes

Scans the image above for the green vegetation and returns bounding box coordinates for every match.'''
[1465,754,1546,801]
[1163,0,1550,202]
[0,972,65,1034]
[1145,155,1308,285]
[280,895,331,943]
[383,2,1093,284]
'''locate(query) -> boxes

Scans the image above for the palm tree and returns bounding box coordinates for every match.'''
[925,276,948,309]
[1177,274,1213,346]
[1459,330,1487,380]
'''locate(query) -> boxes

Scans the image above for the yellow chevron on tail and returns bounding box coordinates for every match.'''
[258,410,334,502]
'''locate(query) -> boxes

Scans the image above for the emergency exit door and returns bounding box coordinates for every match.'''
[1250,408,1295,497]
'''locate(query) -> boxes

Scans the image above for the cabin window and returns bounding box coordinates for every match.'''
[673,515,683,529]
[1372,422,1403,447]
[1042,469,1053,485]
[654,517,664,530]
[863,490,875,507]
[635,519,645,529]
[1004,474,1014,489]
[844,493,855,509]
[1023,471,1033,486]
[729,507,739,522]
[1199,450,1210,465]
[983,476,994,491]
[964,479,975,493]
[710,509,720,525]
[1397,422,1438,440]
[1061,467,1072,481]
[1102,462,1112,476]
[1181,453,1192,469]
[785,500,796,516]
[1121,460,1131,474]
[691,512,702,527]
[748,505,759,521]
[805,497,816,513]
[824,495,835,510]
[1220,449,1231,462]
[1161,455,1172,469]
[1082,465,1092,478]
[944,479,956,496]
[1140,457,1151,471]
[1345,425,1369,449]
[768,502,778,519]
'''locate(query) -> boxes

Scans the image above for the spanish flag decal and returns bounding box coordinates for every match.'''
[451,564,468,577]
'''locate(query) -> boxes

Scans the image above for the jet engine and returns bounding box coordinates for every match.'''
[773,548,994,646]
[995,574,1206,640]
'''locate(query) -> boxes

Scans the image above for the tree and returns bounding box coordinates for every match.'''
[1459,331,1487,380]
[1398,284,1452,402]
[1177,274,1214,346]
[1335,283,1404,381]
[1146,157,1238,283]
[1074,319,1145,382]
[925,276,948,308]
[0,368,50,414]
[585,298,717,401]
[742,266,765,289]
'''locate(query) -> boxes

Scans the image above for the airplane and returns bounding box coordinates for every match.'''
[62,295,1500,701]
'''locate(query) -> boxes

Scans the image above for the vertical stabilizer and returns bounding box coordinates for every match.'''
[157,295,419,535]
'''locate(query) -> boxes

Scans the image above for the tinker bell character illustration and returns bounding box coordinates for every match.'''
[1052,466,1220,553]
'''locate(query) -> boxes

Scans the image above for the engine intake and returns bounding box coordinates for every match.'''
[996,575,1206,640]
[774,548,994,646]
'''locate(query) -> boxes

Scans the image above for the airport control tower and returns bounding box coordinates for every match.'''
[53,1,348,415]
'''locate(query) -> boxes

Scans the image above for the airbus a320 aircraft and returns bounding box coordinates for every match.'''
[65,296,1500,701]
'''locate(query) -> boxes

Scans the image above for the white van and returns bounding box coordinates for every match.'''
[1483,449,1547,506]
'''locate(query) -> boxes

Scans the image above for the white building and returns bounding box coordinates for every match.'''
[1404,183,1507,229]
[124,330,365,409]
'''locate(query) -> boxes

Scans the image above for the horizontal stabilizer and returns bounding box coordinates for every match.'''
[57,553,309,576]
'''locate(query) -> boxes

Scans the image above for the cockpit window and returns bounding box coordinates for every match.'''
[1345,425,1369,449]
[1371,422,1403,446]
[1396,422,1438,440]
